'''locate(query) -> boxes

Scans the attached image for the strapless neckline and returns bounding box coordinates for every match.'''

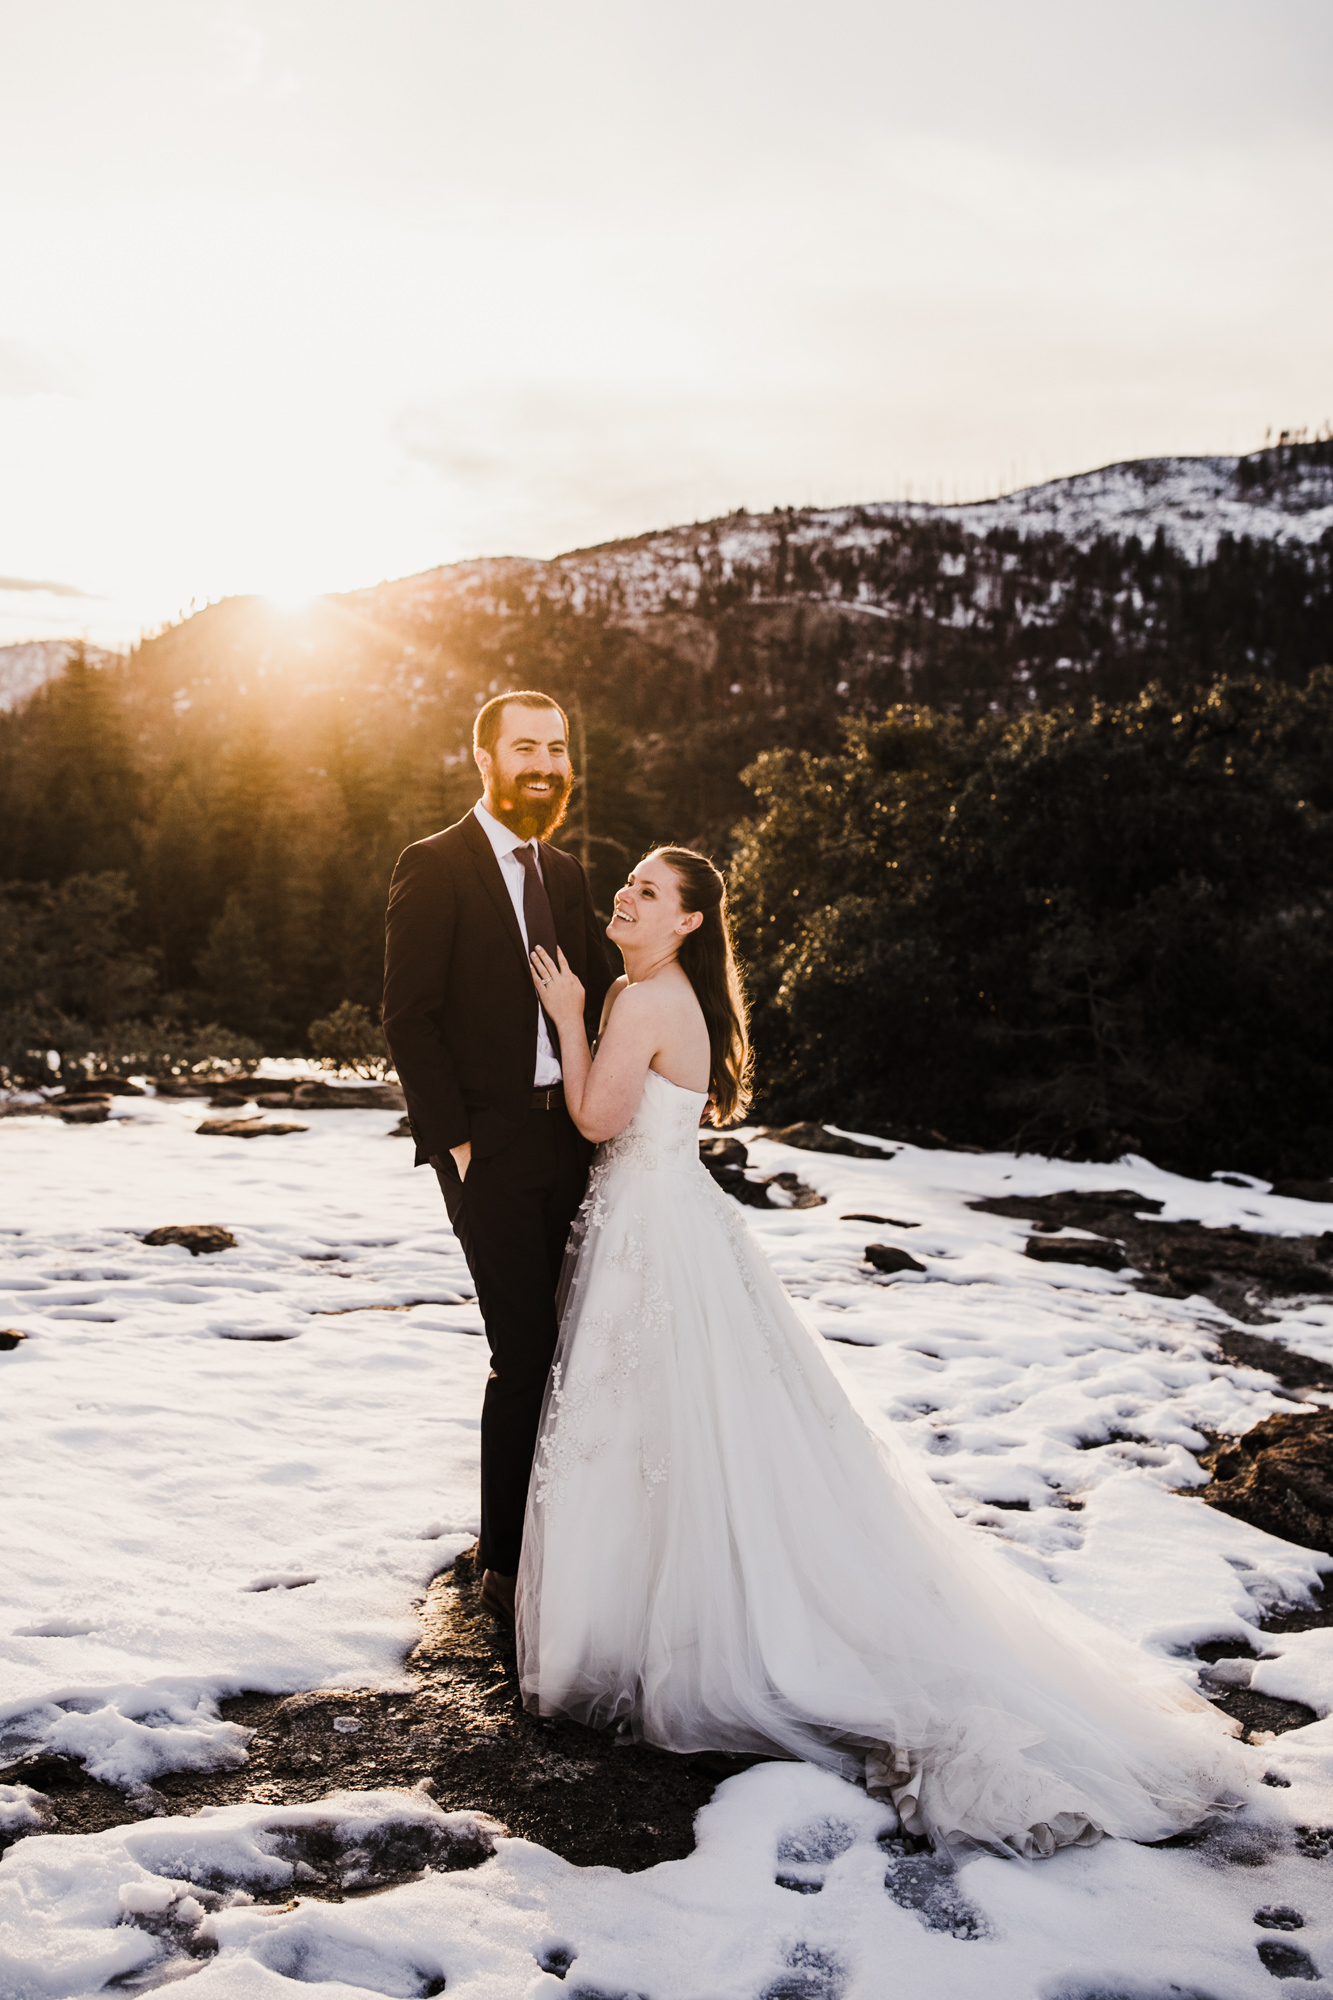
[644,1068,708,1103]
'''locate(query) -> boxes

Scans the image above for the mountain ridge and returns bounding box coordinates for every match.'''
[347,440,1333,624]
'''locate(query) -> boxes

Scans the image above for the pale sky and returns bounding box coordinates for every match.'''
[1,0,1329,648]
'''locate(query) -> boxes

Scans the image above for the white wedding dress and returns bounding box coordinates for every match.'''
[516,1070,1247,1856]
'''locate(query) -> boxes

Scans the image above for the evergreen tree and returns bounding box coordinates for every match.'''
[193,893,282,1044]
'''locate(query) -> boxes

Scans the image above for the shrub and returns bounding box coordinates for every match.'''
[731,672,1333,1178]
[308,999,389,1078]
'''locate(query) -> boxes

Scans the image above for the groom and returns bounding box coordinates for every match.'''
[382,691,612,1625]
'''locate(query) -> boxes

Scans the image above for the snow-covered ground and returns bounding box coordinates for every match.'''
[3,1088,1333,1997]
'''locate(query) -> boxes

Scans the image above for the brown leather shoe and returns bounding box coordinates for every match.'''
[479,1568,516,1627]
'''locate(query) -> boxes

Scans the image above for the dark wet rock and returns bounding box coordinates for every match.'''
[699,1138,824,1210]
[291,1080,406,1110]
[391,1115,415,1137]
[767,1171,827,1210]
[0,1329,29,1351]
[53,1078,144,1099]
[1202,1411,1333,1554]
[842,1213,918,1226]
[151,1076,225,1096]
[758,1122,893,1160]
[704,1161,775,1207]
[1200,1678,1318,1742]
[1143,1227,1331,1302]
[209,1088,255,1108]
[196,1117,309,1137]
[142,1225,238,1255]
[223,1795,498,1893]
[971,1189,1333,1322]
[58,1098,112,1124]
[1025,1233,1127,1271]
[864,1244,927,1276]
[1209,1326,1333,1396]
[1256,1909,1307,1931]
[1256,1938,1321,1979]
[0,1754,127,1856]
[1190,1585,1333,1741]
[1274,1181,1333,1205]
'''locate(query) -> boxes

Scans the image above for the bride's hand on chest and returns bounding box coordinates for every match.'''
[529,945,585,1025]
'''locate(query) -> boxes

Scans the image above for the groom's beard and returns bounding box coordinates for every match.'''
[492,769,573,843]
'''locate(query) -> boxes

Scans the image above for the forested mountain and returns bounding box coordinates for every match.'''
[1,439,1330,1174]
[0,639,114,713]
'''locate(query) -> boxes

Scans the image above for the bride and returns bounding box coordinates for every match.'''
[517,846,1247,1857]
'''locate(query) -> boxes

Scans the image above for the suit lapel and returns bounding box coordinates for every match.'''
[460,813,530,975]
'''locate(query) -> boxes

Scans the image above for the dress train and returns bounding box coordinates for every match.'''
[516,1071,1247,1856]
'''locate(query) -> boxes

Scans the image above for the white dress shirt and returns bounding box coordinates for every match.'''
[473,800,563,1086]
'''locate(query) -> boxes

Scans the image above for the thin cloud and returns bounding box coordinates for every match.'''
[0,574,98,599]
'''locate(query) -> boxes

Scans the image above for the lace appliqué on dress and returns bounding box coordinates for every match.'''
[536,1214,674,1508]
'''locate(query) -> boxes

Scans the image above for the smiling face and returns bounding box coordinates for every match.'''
[607,851,703,958]
[474,701,573,841]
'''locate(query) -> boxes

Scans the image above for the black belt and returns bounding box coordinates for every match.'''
[531,1084,565,1111]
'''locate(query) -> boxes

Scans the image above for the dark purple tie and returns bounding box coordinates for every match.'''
[516,844,560,964]
[517,845,561,1047]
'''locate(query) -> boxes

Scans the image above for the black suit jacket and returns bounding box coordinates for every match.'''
[383,812,613,1166]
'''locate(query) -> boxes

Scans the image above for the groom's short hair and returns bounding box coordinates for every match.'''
[473,690,569,758]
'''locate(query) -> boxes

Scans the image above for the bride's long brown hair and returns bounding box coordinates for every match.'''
[656,847,752,1127]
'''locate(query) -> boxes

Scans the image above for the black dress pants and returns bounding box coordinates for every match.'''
[435,1107,589,1575]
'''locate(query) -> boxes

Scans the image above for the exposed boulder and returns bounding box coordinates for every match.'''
[698,1136,824,1209]
[52,1078,144,1099]
[971,1189,1333,1321]
[1201,1411,1333,1554]
[195,1117,309,1138]
[58,1098,112,1124]
[151,1076,224,1097]
[758,1122,894,1160]
[766,1170,827,1211]
[1025,1234,1128,1272]
[290,1080,406,1110]
[1142,1225,1332,1300]
[864,1243,926,1276]
[142,1225,237,1255]
[0,1330,28,1351]
[1210,1324,1333,1396]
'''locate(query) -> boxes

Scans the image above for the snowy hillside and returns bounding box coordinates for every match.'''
[375,445,1333,624]
[908,450,1333,563]
[0,639,115,712]
[3,1091,1333,1992]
